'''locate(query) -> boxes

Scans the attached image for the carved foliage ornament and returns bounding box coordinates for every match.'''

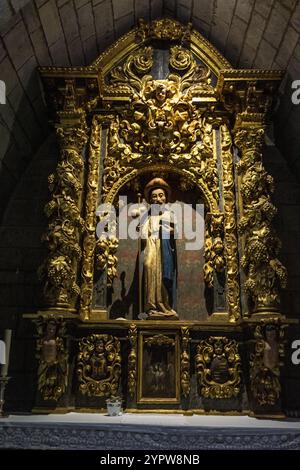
[145,334,175,347]
[136,18,192,43]
[36,316,68,402]
[204,212,225,288]
[128,324,138,398]
[196,336,242,399]
[180,327,190,398]
[77,334,121,397]
[39,81,88,307]
[103,46,217,207]
[220,125,241,321]
[249,320,285,406]
[234,123,287,311]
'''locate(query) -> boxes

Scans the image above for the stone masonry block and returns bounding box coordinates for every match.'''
[255,0,274,19]
[59,1,80,42]
[30,28,52,65]
[49,39,70,66]
[264,2,291,49]
[193,0,213,23]
[94,1,114,42]
[115,13,134,39]
[177,4,190,24]
[3,20,34,70]
[67,36,85,66]
[225,15,248,65]
[235,0,255,23]
[135,0,150,21]
[112,0,133,20]
[275,27,299,70]
[22,1,41,33]
[150,0,163,19]
[39,0,65,46]
[254,38,277,68]
[77,2,96,42]
[211,20,231,55]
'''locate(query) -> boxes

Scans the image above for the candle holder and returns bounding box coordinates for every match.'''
[0,376,10,418]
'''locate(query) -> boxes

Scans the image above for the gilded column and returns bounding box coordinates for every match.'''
[39,80,88,311]
[220,124,241,321]
[233,114,287,315]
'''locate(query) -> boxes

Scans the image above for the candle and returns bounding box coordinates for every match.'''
[1,329,12,377]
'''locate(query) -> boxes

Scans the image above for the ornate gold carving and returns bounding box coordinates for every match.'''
[38,17,285,333]
[128,324,138,398]
[36,316,68,401]
[39,81,88,308]
[220,125,241,321]
[102,69,219,209]
[145,334,175,347]
[234,118,287,312]
[95,236,118,287]
[180,327,190,398]
[109,46,154,94]
[77,334,121,397]
[79,115,102,319]
[250,320,285,406]
[204,212,225,288]
[136,18,192,43]
[195,336,242,399]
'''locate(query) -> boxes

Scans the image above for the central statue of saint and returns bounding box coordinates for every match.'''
[140,177,178,320]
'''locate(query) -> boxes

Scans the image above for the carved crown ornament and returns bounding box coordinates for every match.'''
[37,18,287,323]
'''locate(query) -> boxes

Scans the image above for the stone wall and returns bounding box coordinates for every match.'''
[0,133,57,410]
[264,139,300,415]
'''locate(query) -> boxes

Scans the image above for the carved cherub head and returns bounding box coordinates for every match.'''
[45,320,57,340]
[155,83,167,102]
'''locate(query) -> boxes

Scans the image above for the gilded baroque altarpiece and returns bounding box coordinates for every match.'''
[29,19,293,416]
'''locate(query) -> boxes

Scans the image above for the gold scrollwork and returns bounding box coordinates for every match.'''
[128,324,138,398]
[77,334,121,397]
[95,236,119,287]
[195,336,242,399]
[79,115,102,319]
[109,46,154,94]
[145,334,175,347]
[220,125,241,321]
[204,212,225,288]
[250,319,285,406]
[180,327,190,398]
[36,316,68,402]
[136,18,192,43]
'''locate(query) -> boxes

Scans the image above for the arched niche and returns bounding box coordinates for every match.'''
[95,165,219,321]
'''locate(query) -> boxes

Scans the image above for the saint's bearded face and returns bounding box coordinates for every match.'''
[150,188,167,205]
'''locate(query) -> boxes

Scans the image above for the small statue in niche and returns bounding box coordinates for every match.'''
[250,322,283,406]
[138,178,178,319]
[210,339,229,384]
[263,324,279,370]
[36,317,68,402]
[90,338,107,380]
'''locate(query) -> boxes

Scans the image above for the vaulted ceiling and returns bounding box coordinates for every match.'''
[1,0,300,218]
